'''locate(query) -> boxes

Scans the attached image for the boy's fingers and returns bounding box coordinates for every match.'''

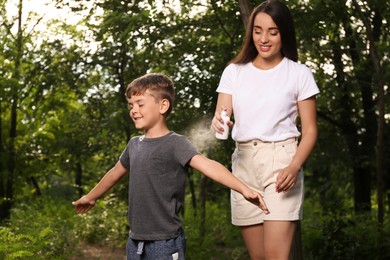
[258,195,270,214]
[245,191,269,214]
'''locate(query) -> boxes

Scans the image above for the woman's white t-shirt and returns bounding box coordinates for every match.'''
[216,57,320,142]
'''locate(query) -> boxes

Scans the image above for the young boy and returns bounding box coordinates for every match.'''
[72,73,269,260]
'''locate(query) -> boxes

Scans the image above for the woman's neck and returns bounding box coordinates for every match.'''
[252,55,284,70]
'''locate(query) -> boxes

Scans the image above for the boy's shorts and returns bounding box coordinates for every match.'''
[126,232,186,260]
[230,138,304,226]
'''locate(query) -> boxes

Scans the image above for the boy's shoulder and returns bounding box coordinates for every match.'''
[169,131,184,138]
[129,135,143,142]
[165,132,189,143]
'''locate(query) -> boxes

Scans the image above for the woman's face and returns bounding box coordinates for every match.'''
[252,12,283,65]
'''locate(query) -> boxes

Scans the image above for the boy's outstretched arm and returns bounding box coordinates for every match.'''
[72,160,128,214]
[189,154,269,214]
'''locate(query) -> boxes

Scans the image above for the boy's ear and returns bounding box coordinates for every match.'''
[159,99,170,114]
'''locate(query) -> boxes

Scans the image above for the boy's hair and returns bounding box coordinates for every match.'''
[126,73,175,117]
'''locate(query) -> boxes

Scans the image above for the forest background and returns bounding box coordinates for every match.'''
[0,0,389,259]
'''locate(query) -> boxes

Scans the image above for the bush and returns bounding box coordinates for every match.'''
[302,199,390,259]
[72,193,129,246]
[1,194,128,259]
[184,200,248,260]
[0,197,78,259]
[5,192,388,259]
[0,227,54,259]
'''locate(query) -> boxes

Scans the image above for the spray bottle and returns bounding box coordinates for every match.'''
[215,110,230,140]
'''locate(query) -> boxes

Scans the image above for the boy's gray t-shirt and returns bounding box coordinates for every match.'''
[119,131,198,241]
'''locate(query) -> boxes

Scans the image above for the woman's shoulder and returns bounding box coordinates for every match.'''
[285,58,312,71]
[224,62,250,74]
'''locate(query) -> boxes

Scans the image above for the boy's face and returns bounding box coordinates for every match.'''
[128,90,163,131]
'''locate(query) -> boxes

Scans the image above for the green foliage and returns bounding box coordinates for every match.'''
[72,193,129,246]
[3,193,390,259]
[302,196,390,259]
[0,227,53,259]
[0,197,78,259]
[1,0,389,258]
[184,199,248,260]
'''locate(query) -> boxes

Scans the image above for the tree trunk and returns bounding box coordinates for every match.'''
[198,144,213,245]
[289,221,303,260]
[29,177,42,196]
[199,174,207,245]
[330,32,372,212]
[353,166,372,212]
[1,0,24,223]
[116,44,132,140]
[237,0,253,29]
[351,0,385,225]
[75,160,83,197]
[0,82,7,223]
[188,168,197,214]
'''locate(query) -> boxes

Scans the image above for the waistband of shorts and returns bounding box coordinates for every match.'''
[236,137,297,149]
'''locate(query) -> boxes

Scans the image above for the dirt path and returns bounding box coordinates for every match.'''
[69,243,126,260]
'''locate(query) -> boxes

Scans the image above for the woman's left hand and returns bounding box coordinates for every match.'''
[275,164,300,192]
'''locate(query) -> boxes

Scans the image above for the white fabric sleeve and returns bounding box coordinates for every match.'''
[216,64,236,95]
[298,66,320,101]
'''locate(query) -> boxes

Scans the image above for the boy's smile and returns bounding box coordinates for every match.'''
[128,90,168,135]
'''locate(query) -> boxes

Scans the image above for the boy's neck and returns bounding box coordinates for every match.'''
[144,124,170,139]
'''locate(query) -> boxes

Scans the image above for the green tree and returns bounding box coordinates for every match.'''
[0,0,26,221]
[293,0,389,215]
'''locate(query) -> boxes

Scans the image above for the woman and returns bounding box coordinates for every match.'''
[211,1,319,259]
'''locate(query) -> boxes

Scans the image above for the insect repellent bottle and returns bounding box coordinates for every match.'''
[215,110,230,140]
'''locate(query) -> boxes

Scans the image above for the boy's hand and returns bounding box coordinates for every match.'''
[72,196,96,214]
[243,189,270,215]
